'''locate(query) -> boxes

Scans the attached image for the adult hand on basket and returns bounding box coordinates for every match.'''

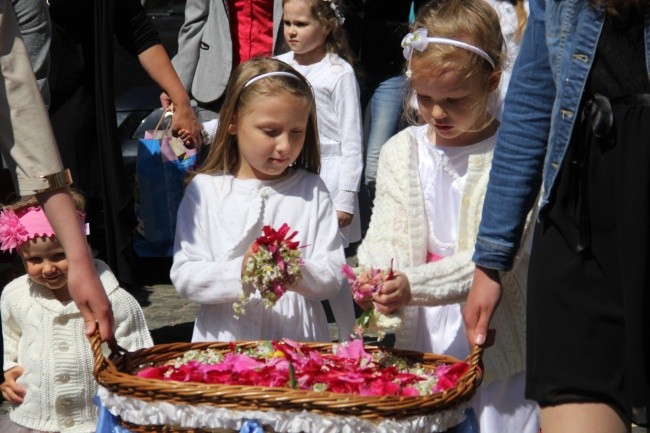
[463,265,501,347]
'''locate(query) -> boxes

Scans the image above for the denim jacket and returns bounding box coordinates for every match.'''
[473,0,650,270]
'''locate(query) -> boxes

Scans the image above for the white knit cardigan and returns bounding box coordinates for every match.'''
[1,259,153,432]
[357,127,530,384]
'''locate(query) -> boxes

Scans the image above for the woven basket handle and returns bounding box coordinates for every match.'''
[89,329,123,379]
[464,344,484,387]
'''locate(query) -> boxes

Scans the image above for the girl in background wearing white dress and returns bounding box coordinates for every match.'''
[277,0,362,340]
[356,1,539,432]
[171,57,348,343]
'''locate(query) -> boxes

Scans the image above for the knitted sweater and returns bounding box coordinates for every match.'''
[1,259,153,432]
[357,127,530,383]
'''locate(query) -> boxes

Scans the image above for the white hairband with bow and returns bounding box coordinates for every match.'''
[401,28,496,77]
[323,0,344,25]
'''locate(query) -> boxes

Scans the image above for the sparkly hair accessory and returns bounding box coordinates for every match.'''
[243,71,302,88]
[401,28,495,78]
[323,0,344,24]
[0,207,88,253]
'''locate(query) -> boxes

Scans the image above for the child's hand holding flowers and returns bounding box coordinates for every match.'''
[372,271,412,315]
[234,224,303,318]
[341,261,404,341]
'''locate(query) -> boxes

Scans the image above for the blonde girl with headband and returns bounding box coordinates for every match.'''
[356,0,538,432]
[0,192,153,433]
[276,0,362,341]
[171,57,347,344]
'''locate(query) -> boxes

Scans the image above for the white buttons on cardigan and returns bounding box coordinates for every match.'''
[57,373,70,383]
[62,417,74,427]
[56,316,69,325]
[57,397,72,408]
[58,342,69,352]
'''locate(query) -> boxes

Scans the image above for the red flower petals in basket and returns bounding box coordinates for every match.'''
[135,339,469,397]
[234,224,303,317]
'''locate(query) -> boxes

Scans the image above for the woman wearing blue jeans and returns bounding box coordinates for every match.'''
[464,0,649,432]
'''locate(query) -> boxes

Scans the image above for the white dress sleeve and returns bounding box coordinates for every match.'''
[170,181,247,304]
[332,68,363,196]
[291,186,346,301]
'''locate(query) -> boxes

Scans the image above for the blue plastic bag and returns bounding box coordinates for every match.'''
[94,395,134,433]
[239,419,265,433]
[134,137,196,257]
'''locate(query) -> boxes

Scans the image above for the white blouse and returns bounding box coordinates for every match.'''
[416,125,496,258]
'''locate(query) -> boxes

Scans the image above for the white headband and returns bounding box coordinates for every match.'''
[243,71,301,88]
[401,28,496,78]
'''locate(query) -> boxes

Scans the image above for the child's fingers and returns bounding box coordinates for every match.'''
[373,289,403,307]
[379,279,399,295]
[13,384,26,399]
[373,300,401,315]
[1,384,25,404]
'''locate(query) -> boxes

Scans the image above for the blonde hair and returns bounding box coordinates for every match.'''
[282,0,356,67]
[405,0,506,125]
[513,0,528,42]
[194,58,321,179]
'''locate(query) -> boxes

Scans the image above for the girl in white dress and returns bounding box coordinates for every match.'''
[276,0,362,340]
[356,1,539,432]
[171,57,347,343]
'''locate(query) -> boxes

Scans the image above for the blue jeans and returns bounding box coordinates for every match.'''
[363,75,408,187]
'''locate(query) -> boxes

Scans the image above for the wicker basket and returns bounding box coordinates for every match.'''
[91,333,483,432]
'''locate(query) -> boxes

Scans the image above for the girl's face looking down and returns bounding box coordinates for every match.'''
[229,91,310,180]
[413,66,499,147]
[19,236,71,302]
[283,0,330,65]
